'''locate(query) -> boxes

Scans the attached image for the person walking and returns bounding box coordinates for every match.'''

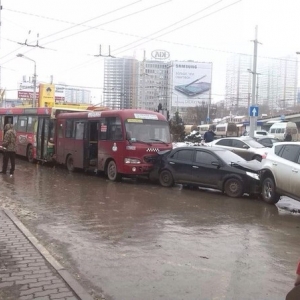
[0,123,17,177]
[203,127,216,143]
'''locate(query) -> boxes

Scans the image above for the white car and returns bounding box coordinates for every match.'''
[260,142,300,204]
[245,130,275,139]
[207,136,269,161]
[253,130,275,139]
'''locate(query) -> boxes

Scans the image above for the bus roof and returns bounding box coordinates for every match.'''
[0,106,91,118]
[57,109,168,121]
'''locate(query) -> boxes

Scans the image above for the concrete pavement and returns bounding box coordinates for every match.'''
[0,209,94,300]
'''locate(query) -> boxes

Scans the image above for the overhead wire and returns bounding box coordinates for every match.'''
[113,0,224,53]
[38,0,172,47]
[113,0,243,55]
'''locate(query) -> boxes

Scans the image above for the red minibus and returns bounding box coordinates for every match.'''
[0,107,89,162]
[55,109,172,180]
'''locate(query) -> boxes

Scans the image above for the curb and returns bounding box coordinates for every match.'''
[3,209,94,300]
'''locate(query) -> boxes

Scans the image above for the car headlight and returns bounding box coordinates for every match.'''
[246,171,259,180]
[124,158,141,164]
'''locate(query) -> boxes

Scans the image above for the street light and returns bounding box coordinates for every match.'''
[16,54,37,107]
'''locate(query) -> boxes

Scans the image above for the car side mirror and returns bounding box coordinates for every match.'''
[243,145,249,149]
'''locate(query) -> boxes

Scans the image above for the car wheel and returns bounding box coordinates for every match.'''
[253,155,262,162]
[224,178,243,198]
[261,177,280,204]
[107,160,122,181]
[159,170,174,187]
[66,155,75,172]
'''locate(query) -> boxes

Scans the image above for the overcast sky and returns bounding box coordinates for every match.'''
[1,0,300,104]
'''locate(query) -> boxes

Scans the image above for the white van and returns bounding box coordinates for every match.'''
[269,121,298,141]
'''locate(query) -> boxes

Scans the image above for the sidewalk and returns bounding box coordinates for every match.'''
[0,209,94,300]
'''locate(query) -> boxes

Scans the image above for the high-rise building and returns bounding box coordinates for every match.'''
[225,54,252,112]
[103,57,138,109]
[258,56,297,113]
[225,54,298,115]
[137,60,169,111]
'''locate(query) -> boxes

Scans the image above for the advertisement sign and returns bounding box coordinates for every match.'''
[39,84,55,107]
[18,82,65,102]
[151,50,170,60]
[171,61,212,108]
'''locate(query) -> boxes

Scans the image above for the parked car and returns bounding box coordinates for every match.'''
[260,142,300,204]
[150,146,261,198]
[256,137,280,148]
[207,136,268,161]
[253,130,275,139]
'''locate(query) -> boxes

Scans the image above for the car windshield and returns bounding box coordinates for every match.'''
[216,149,247,164]
[244,138,265,148]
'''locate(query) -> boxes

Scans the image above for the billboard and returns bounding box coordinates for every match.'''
[39,84,55,107]
[18,82,65,102]
[171,61,212,108]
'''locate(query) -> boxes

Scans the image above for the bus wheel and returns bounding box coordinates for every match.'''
[66,155,75,172]
[27,145,35,163]
[107,160,121,181]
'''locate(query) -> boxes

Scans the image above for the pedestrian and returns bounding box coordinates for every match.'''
[0,123,17,177]
[284,131,292,142]
[203,127,216,143]
[286,261,300,300]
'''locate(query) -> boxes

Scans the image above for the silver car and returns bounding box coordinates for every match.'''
[208,136,269,161]
[260,142,300,204]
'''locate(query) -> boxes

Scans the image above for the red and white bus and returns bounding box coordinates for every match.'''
[55,109,172,180]
[0,107,89,163]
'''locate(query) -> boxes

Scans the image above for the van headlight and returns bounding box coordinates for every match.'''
[124,158,141,164]
[246,171,259,180]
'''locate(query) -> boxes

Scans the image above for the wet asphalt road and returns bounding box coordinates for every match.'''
[0,158,299,300]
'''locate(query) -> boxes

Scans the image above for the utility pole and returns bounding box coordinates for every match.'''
[249,26,259,138]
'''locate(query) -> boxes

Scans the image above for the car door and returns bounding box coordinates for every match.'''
[272,145,300,193]
[294,152,300,199]
[191,150,221,188]
[278,145,300,198]
[168,149,195,183]
[231,139,253,160]
[214,139,232,150]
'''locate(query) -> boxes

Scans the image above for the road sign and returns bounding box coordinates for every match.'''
[206,117,210,122]
[249,106,259,117]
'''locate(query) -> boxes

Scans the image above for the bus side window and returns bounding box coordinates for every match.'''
[58,122,63,138]
[75,122,85,140]
[99,118,108,140]
[66,120,74,138]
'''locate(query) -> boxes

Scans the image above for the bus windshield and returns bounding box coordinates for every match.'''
[125,119,171,143]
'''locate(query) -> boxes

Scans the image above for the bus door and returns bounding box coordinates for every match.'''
[73,120,87,169]
[37,117,50,160]
[86,121,99,169]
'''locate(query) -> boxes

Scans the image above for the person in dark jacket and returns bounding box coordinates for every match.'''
[0,124,17,177]
[284,131,292,141]
[203,128,216,143]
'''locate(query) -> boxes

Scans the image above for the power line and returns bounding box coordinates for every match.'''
[114,0,243,55]
[113,0,224,53]
[38,0,172,47]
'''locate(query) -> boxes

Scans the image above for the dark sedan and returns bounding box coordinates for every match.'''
[150,146,262,198]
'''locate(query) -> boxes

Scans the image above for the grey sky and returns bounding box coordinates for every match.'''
[1,0,300,103]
